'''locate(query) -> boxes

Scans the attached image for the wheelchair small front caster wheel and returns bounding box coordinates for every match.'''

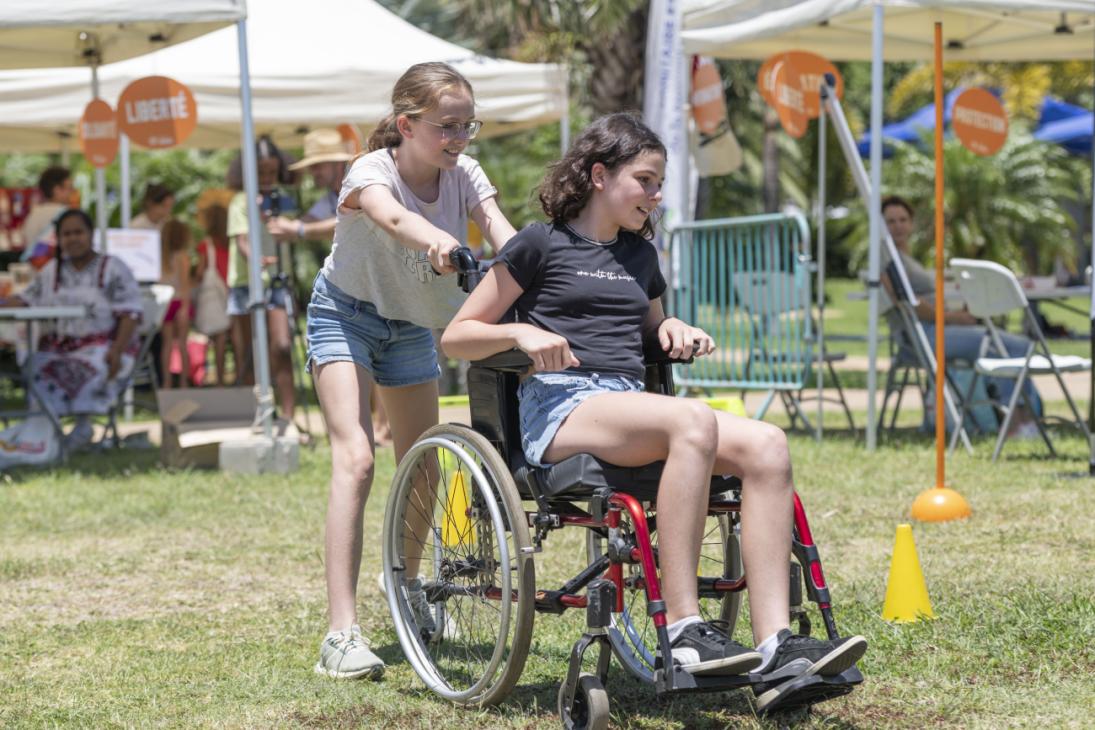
[558,672,609,730]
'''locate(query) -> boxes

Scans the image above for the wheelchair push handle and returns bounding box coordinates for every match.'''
[449,246,486,293]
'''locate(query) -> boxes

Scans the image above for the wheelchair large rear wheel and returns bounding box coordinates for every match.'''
[586,508,742,682]
[383,423,535,706]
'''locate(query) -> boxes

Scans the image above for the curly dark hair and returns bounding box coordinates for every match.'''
[538,113,666,240]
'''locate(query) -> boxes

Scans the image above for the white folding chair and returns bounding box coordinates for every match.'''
[102,283,174,446]
[949,258,1090,461]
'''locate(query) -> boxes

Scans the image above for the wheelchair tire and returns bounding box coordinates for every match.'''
[382,423,535,706]
[587,510,743,683]
[558,673,610,730]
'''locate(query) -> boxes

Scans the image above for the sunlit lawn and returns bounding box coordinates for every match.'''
[2,420,1093,728]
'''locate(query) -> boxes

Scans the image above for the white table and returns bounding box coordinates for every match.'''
[0,305,89,456]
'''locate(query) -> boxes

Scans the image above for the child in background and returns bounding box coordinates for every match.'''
[159,220,192,388]
[195,202,232,385]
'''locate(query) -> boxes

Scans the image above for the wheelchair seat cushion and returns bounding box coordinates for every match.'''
[514,451,740,502]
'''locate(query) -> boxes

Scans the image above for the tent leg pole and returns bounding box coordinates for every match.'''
[816,104,827,441]
[236,18,274,441]
[90,63,108,248]
[560,70,570,154]
[865,3,884,451]
[1089,39,1095,476]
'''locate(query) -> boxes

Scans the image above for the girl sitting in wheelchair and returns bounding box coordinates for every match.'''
[442,113,866,694]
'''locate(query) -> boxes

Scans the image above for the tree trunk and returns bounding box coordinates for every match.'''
[583,5,648,114]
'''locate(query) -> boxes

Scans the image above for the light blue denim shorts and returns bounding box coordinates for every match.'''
[518,371,644,467]
[305,273,440,388]
[227,284,291,315]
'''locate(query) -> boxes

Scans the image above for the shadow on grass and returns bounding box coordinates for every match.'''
[1,446,164,484]
[502,674,869,729]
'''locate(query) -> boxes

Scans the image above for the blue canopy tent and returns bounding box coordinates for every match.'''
[1035,98,1093,156]
[856,89,962,157]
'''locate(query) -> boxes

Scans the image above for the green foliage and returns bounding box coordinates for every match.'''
[833,134,1081,274]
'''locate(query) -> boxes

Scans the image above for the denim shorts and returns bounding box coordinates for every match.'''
[305,273,440,388]
[227,284,291,315]
[518,371,643,467]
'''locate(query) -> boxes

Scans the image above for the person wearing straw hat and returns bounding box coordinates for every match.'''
[267,128,354,244]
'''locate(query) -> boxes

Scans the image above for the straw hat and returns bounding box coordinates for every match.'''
[288,128,354,171]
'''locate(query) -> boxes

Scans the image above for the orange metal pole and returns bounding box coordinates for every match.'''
[909,21,969,522]
[933,21,946,490]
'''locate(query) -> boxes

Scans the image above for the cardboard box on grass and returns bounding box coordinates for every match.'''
[157,387,257,468]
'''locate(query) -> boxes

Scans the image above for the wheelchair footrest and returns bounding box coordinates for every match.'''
[754,666,863,715]
[655,664,755,695]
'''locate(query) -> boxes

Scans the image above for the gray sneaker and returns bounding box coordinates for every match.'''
[377,572,454,642]
[314,624,384,679]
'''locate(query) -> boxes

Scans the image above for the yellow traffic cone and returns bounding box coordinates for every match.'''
[704,396,748,418]
[442,465,475,548]
[882,524,935,623]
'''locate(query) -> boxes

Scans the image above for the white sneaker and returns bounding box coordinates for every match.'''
[314,624,384,679]
[377,572,456,641]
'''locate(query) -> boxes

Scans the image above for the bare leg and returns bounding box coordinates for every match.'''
[176,316,191,388]
[315,361,375,632]
[160,316,177,389]
[213,331,227,386]
[372,382,392,445]
[710,413,793,644]
[231,314,254,386]
[378,380,440,579]
[547,395,794,641]
[545,394,718,625]
[267,307,295,420]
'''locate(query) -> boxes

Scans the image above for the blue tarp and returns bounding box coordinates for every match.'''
[1034,98,1092,156]
[856,89,964,158]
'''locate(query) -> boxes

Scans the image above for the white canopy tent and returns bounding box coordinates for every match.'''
[0,1,299,457]
[0,0,245,68]
[675,0,1095,450]
[683,0,1095,61]
[0,0,568,152]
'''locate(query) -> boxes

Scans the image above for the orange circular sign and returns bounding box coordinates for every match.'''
[79,99,119,168]
[116,75,198,149]
[771,61,808,139]
[758,50,843,119]
[952,88,1008,156]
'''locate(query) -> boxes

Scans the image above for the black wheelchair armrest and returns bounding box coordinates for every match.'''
[642,339,695,366]
[470,348,532,372]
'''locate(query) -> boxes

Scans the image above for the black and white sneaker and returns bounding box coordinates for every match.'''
[754,629,867,710]
[663,621,763,676]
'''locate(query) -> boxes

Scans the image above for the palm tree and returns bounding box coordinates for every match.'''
[834,136,1081,274]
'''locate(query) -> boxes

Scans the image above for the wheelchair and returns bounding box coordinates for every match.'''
[380,249,862,727]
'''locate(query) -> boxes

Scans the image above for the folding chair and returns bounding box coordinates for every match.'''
[102,283,174,447]
[948,259,1090,461]
[732,270,855,433]
[876,261,974,451]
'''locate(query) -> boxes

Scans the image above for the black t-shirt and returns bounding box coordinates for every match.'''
[494,222,667,381]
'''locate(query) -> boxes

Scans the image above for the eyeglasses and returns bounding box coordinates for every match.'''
[415,118,483,140]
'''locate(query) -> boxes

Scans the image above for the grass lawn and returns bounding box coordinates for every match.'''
[2,425,1093,728]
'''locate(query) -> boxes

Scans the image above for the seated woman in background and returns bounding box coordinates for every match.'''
[0,209,142,449]
[880,195,1042,434]
[159,219,192,389]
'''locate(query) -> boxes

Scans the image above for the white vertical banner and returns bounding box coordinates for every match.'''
[645,0,691,248]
